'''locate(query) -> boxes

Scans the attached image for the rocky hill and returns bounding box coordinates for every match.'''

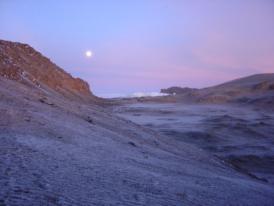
[160,73,274,106]
[0,40,93,100]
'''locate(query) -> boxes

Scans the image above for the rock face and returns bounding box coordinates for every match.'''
[160,87,197,95]
[0,40,92,99]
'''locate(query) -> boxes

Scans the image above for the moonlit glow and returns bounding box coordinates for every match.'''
[85,50,93,58]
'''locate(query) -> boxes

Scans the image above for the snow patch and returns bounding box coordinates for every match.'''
[98,92,168,98]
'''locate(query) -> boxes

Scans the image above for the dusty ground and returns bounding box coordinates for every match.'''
[1,78,274,206]
[1,78,274,205]
[113,102,274,186]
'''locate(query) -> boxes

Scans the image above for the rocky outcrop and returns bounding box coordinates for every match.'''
[160,86,197,95]
[0,40,93,99]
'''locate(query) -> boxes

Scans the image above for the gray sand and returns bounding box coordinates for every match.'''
[113,102,274,185]
[1,77,274,205]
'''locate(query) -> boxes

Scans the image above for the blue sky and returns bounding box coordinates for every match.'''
[1,0,274,96]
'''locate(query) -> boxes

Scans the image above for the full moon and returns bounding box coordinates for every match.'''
[85,50,93,58]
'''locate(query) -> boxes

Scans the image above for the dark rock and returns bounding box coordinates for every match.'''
[39,97,54,106]
[86,116,93,124]
[160,86,197,95]
[128,141,137,147]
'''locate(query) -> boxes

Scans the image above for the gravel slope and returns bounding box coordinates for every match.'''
[1,77,274,206]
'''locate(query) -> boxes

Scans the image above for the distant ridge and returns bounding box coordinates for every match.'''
[160,73,274,106]
[207,73,274,89]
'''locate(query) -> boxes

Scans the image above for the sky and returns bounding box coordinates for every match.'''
[1,0,274,96]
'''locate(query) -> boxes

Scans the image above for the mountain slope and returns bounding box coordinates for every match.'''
[1,40,274,205]
[0,40,94,101]
[161,73,274,106]
[212,73,274,90]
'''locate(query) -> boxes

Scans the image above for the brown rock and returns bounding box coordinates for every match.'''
[0,40,93,99]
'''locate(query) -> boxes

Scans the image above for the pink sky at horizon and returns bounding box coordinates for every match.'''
[1,0,274,96]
